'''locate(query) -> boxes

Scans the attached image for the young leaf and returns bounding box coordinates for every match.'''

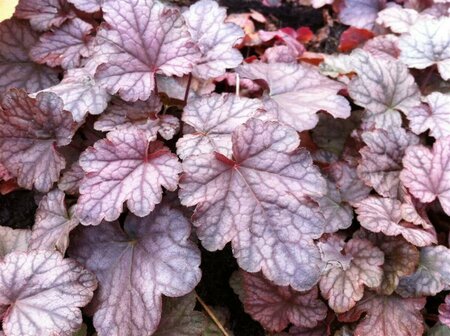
[439,295,450,328]
[179,118,326,290]
[93,0,200,101]
[0,250,97,336]
[319,236,384,313]
[14,0,75,31]
[396,245,450,297]
[237,62,350,132]
[0,89,77,192]
[41,68,111,122]
[398,17,450,80]
[76,129,182,225]
[238,271,327,332]
[355,196,437,246]
[401,136,450,216]
[353,230,419,295]
[30,18,93,69]
[95,95,179,140]
[153,292,207,336]
[0,19,59,94]
[183,0,244,79]
[357,127,419,198]
[68,205,201,336]
[348,50,420,129]
[0,226,30,258]
[30,189,79,253]
[177,93,263,159]
[338,292,425,336]
[407,92,450,139]
[338,0,386,30]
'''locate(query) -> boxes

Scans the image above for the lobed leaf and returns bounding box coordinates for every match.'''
[338,0,386,30]
[180,118,326,290]
[68,205,201,336]
[0,226,30,258]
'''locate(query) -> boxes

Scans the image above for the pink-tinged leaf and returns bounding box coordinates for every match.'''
[439,295,450,328]
[319,236,384,313]
[0,89,77,192]
[67,0,102,13]
[407,92,450,138]
[30,18,93,70]
[0,19,59,94]
[262,45,298,63]
[0,163,13,181]
[288,324,328,336]
[328,161,371,205]
[179,118,326,290]
[14,0,75,31]
[338,0,386,30]
[183,0,244,79]
[76,129,182,225]
[400,189,433,229]
[400,137,450,216]
[348,50,420,129]
[238,271,327,332]
[363,34,400,60]
[313,180,353,233]
[237,62,350,132]
[353,230,419,295]
[396,245,450,297]
[310,0,334,8]
[355,196,437,246]
[94,95,179,140]
[59,162,84,194]
[376,5,420,33]
[338,292,426,336]
[357,127,419,198]
[0,250,97,336]
[398,17,450,80]
[153,292,207,336]
[30,189,79,253]
[0,226,30,258]
[41,68,110,122]
[68,205,201,336]
[93,0,200,101]
[177,93,263,159]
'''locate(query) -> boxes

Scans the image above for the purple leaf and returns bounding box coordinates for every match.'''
[58,161,84,194]
[93,0,200,101]
[153,292,207,336]
[348,50,420,129]
[407,92,450,138]
[398,17,450,80]
[183,0,244,79]
[0,19,59,94]
[41,67,111,122]
[0,89,77,192]
[237,62,350,132]
[338,0,386,30]
[362,34,400,61]
[68,205,201,336]
[439,295,450,328]
[355,196,437,246]
[0,227,30,258]
[30,18,93,70]
[14,0,75,31]
[76,129,182,225]
[396,245,450,297]
[338,292,425,336]
[353,230,419,295]
[319,236,384,313]
[237,271,327,332]
[0,250,97,336]
[179,118,326,290]
[67,0,102,13]
[357,127,419,198]
[177,93,263,159]
[401,136,450,216]
[30,189,79,253]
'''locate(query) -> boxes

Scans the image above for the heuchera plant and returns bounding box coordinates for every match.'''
[0,0,449,335]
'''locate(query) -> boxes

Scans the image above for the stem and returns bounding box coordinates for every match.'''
[235,73,240,98]
[183,73,193,105]
[195,292,230,336]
